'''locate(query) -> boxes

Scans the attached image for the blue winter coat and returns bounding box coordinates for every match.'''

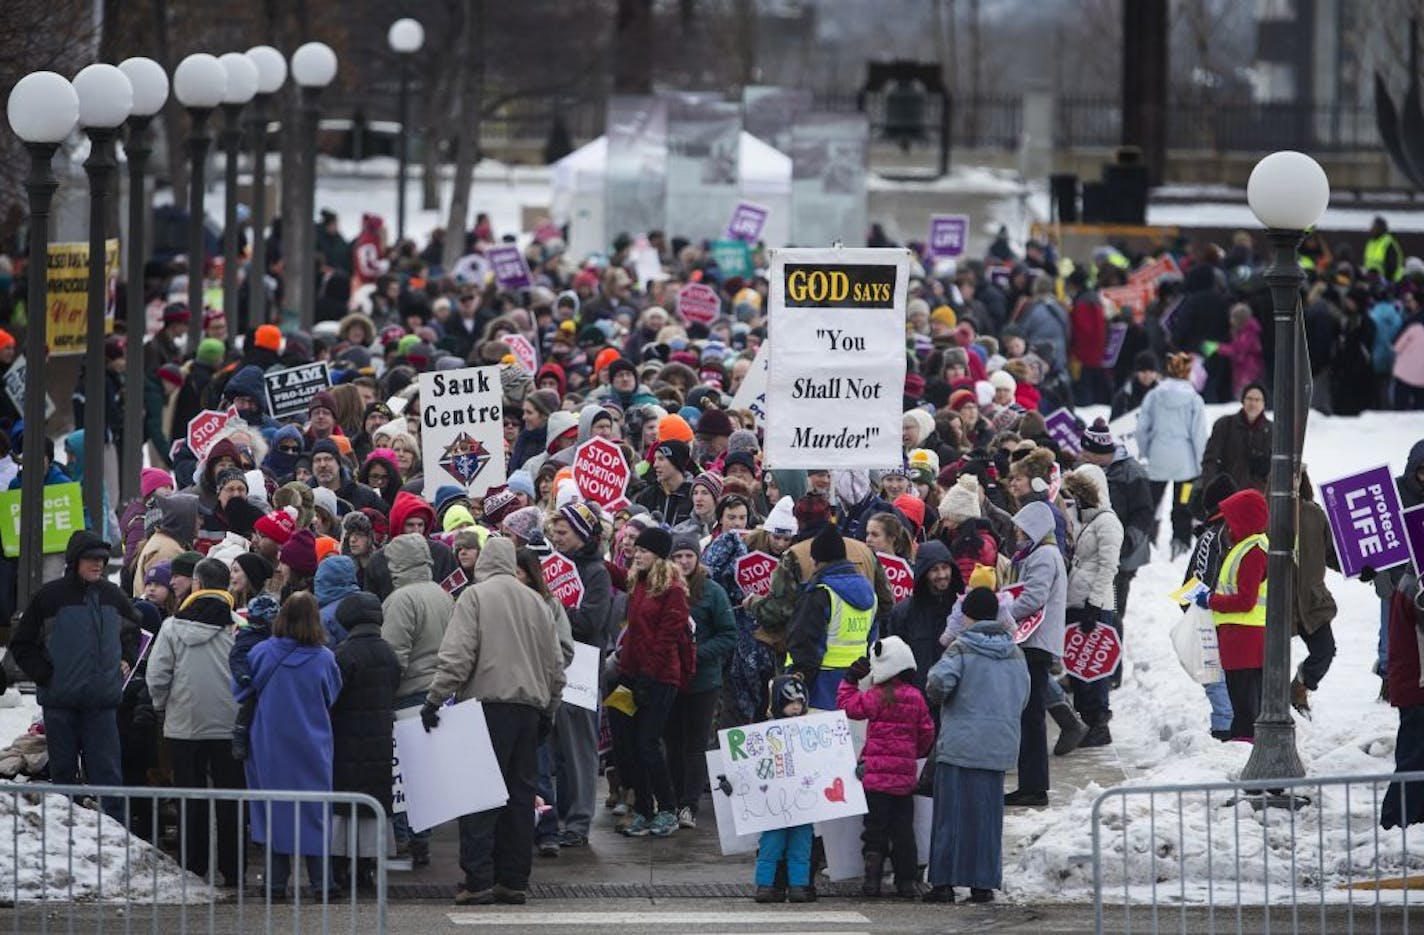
[1019,299,1070,370]
[1135,377,1207,482]
[926,620,1029,771]
[236,637,343,855]
[314,557,359,646]
[1371,300,1404,374]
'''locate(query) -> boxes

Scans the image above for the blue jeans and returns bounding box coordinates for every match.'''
[535,740,559,845]
[1379,599,1391,677]
[1203,680,1234,732]
[393,693,430,846]
[44,706,124,820]
[756,824,813,887]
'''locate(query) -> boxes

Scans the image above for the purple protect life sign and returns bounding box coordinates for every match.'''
[1103,322,1129,367]
[487,244,532,290]
[725,202,769,243]
[1320,465,1410,578]
[928,214,968,258]
[1043,409,1082,456]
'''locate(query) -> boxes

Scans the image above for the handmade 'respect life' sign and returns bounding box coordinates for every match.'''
[418,365,506,500]
[1319,465,1409,578]
[715,710,868,836]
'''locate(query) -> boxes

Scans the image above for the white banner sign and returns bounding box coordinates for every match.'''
[764,247,908,469]
[418,365,506,501]
[392,699,509,832]
[715,709,868,836]
[729,342,769,426]
[561,642,600,712]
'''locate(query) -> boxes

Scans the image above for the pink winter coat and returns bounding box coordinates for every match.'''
[835,679,936,795]
[1217,316,1264,400]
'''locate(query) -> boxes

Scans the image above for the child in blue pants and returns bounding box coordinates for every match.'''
[753,675,816,903]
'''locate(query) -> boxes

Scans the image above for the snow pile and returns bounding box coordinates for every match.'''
[1005,409,1424,904]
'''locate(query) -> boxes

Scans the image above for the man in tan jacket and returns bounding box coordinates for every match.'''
[422,536,566,907]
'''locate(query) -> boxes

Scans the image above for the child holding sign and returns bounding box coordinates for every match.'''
[752,674,817,904]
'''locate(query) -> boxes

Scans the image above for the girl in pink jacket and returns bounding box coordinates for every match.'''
[1217,303,1265,401]
[836,636,936,899]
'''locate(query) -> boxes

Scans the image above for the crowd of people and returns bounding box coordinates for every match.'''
[3,206,1423,905]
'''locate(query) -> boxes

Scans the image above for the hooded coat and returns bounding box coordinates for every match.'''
[1201,407,1272,495]
[565,533,614,648]
[886,540,964,685]
[1207,490,1268,671]
[1066,469,1124,613]
[1135,375,1208,483]
[1105,450,1155,572]
[1008,501,1067,656]
[261,424,305,482]
[835,677,935,794]
[330,593,401,812]
[926,619,1030,770]
[426,538,567,712]
[131,493,199,598]
[145,590,239,739]
[380,534,455,697]
[786,559,879,709]
[315,556,361,646]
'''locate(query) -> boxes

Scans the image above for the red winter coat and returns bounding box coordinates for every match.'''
[619,578,691,688]
[1069,293,1107,368]
[836,678,935,795]
[1388,586,1424,709]
[1015,383,1042,412]
[946,523,998,585]
[1208,490,1267,671]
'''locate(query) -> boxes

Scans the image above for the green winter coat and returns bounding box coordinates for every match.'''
[686,574,737,695]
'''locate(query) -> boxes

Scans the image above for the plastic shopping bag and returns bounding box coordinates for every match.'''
[1170,605,1223,684]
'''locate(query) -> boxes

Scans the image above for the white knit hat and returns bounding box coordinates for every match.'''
[938,474,982,524]
[989,370,1017,393]
[869,636,917,685]
[762,496,797,537]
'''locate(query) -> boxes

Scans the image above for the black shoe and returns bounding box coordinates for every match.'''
[1210,729,1233,742]
[1049,703,1088,756]
[754,885,786,903]
[1080,723,1112,747]
[923,885,955,903]
[492,883,527,905]
[537,840,560,858]
[894,880,919,899]
[969,887,994,903]
[787,885,816,903]
[861,851,883,897]
[557,830,588,848]
[410,840,431,867]
[230,725,249,762]
[454,887,494,906]
[1004,789,1049,807]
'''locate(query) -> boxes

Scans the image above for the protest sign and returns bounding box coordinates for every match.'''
[124,631,155,690]
[725,201,769,244]
[705,750,760,855]
[498,333,539,374]
[46,238,119,355]
[1063,623,1122,682]
[572,437,630,508]
[439,567,468,595]
[729,343,769,426]
[1108,407,1140,460]
[418,366,506,500]
[928,214,968,258]
[818,800,934,882]
[734,551,778,598]
[716,710,868,836]
[765,247,909,469]
[3,356,55,421]
[391,739,407,815]
[487,244,533,290]
[1044,409,1083,456]
[1405,506,1424,576]
[1103,322,1129,367]
[676,282,722,326]
[393,699,508,832]
[562,642,600,712]
[541,552,585,609]
[1100,283,1155,318]
[263,362,332,421]
[0,481,93,558]
[186,407,239,461]
[1128,253,1183,287]
[710,239,753,279]
[877,552,914,604]
[999,583,1045,644]
[1319,465,1409,578]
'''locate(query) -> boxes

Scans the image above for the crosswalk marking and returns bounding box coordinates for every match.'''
[447,910,872,926]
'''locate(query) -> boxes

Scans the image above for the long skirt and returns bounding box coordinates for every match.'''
[928,762,1005,890]
[1382,705,1424,829]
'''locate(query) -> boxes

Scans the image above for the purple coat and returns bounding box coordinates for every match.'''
[836,678,935,795]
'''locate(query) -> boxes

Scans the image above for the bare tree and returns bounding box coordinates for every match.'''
[442,0,485,270]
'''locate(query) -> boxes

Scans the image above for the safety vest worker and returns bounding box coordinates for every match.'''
[1365,217,1404,281]
[784,525,879,709]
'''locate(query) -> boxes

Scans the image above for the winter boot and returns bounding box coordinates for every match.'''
[754,885,786,903]
[787,886,817,903]
[1050,702,1089,756]
[922,885,955,903]
[230,723,250,762]
[1291,675,1312,719]
[969,887,995,903]
[861,852,884,897]
[1080,720,1112,747]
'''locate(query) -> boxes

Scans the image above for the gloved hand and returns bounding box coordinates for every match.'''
[1079,604,1099,634]
[420,701,441,733]
[538,712,554,742]
[1360,565,1378,584]
[1193,590,1212,610]
[1200,340,1220,357]
[715,774,734,797]
[844,656,872,683]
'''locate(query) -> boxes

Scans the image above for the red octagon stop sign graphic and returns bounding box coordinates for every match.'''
[572,437,630,508]
[1063,622,1123,682]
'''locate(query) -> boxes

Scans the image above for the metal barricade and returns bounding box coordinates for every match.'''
[1091,769,1424,934]
[0,782,387,934]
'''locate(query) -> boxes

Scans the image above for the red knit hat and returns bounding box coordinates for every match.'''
[948,389,977,411]
[254,509,297,545]
[893,493,926,532]
[279,529,319,576]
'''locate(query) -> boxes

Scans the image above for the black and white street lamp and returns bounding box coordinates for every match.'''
[387,17,425,244]
[173,52,227,350]
[244,45,287,330]
[291,41,338,330]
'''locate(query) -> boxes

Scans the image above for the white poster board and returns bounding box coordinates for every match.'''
[729,342,769,426]
[561,642,600,712]
[705,750,760,855]
[392,698,509,832]
[417,366,506,501]
[764,247,909,469]
[714,710,868,836]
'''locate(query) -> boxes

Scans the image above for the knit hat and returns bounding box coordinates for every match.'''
[279,529,319,576]
[311,485,339,520]
[157,364,185,389]
[246,593,280,625]
[171,550,203,578]
[869,636,917,685]
[481,485,520,526]
[722,450,758,478]
[793,492,833,533]
[606,357,638,382]
[502,505,544,542]
[559,501,599,542]
[656,414,695,443]
[930,305,957,330]
[141,468,174,500]
[634,525,673,559]
[525,388,560,417]
[0,329,14,351]
[809,524,846,564]
[691,471,723,502]
[655,440,694,475]
[308,390,337,417]
[962,586,1000,623]
[762,496,797,537]
[907,448,940,486]
[162,302,191,324]
[1081,418,1115,455]
[507,469,536,499]
[196,338,225,368]
[143,561,172,588]
[967,564,997,590]
[938,474,982,524]
[696,409,734,438]
[253,324,283,352]
[314,535,340,564]
[234,552,273,593]
[948,388,977,411]
[893,493,925,532]
[670,530,702,557]
[989,370,1017,393]
[254,508,297,545]
[768,673,808,719]
[904,372,926,400]
[311,437,342,463]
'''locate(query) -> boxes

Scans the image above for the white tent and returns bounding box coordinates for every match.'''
[551,131,792,260]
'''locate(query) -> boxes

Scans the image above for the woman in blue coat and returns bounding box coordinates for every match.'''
[236,591,343,898]
[1134,352,1207,557]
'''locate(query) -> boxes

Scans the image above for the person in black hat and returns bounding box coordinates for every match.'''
[785,525,879,709]
[1183,472,1239,741]
[9,530,140,813]
[1110,350,1161,420]
[1078,417,1154,638]
[634,441,696,527]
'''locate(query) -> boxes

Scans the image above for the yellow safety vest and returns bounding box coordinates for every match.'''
[1212,533,1268,628]
[1365,234,1403,281]
[818,585,876,670]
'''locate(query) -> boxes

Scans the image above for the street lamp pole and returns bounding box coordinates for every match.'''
[218,53,258,337]
[174,53,228,351]
[388,18,425,244]
[1241,150,1331,784]
[245,46,288,330]
[291,42,338,330]
[6,70,78,605]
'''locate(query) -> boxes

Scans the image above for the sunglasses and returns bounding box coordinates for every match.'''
[278,444,301,454]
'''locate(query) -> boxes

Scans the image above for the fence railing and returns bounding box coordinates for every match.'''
[0,782,387,934]
[1091,769,1424,935]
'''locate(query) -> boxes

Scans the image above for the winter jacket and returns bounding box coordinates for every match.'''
[380,533,455,697]
[1069,291,1107,368]
[315,556,360,646]
[1008,502,1067,657]
[1293,498,1338,635]
[1387,574,1424,709]
[633,478,696,528]
[427,538,567,712]
[229,621,271,689]
[1376,441,1424,602]
[1110,376,1157,421]
[786,560,879,709]
[1135,377,1207,483]
[1105,451,1155,572]
[565,535,614,648]
[131,494,200,597]
[835,678,935,795]
[1067,503,1123,613]
[886,540,963,685]
[620,575,693,689]
[1371,301,1404,375]
[941,519,998,586]
[1019,298,1070,370]
[1207,491,1268,671]
[10,530,140,709]
[365,536,458,601]
[686,575,737,694]
[926,621,1030,771]
[1395,319,1424,389]
[753,534,893,648]
[837,494,894,543]
[1217,317,1265,401]
[330,595,401,812]
[145,590,239,740]
[1201,409,1272,495]
[1169,265,1231,353]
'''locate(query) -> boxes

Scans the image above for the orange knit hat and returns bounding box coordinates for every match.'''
[657,414,694,443]
[314,535,341,564]
[0,329,14,351]
[253,324,283,352]
[594,347,622,375]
